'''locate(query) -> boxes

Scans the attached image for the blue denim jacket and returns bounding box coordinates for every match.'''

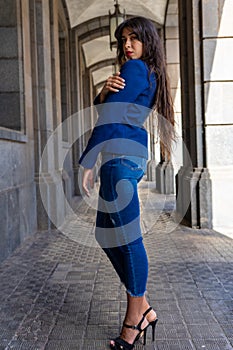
[79,59,157,169]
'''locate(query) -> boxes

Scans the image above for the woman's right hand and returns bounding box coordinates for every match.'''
[82,168,94,197]
[99,72,125,103]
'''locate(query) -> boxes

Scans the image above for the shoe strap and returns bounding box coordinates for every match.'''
[114,336,134,350]
[143,306,153,317]
[123,322,140,331]
[123,307,153,332]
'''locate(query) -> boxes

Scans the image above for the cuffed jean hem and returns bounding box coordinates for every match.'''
[126,289,146,297]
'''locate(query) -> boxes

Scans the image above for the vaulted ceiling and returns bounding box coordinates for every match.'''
[64,0,169,89]
[65,0,168,28]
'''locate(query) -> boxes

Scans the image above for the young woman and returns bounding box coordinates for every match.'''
[79,16,175,350]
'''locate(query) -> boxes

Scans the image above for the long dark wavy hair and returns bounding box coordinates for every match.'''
[115,16,176,159]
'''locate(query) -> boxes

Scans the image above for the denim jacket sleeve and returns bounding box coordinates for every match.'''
[94,60,149,105]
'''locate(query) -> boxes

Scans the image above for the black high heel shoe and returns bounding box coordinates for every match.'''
[110,307,158,349]
[134,307,158,345]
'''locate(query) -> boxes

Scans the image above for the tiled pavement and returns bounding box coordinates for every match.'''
[0,180,233,350]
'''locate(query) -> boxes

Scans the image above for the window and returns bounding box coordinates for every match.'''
[0,0,24,133]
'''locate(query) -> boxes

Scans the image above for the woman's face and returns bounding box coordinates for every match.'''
[121,27,143,60]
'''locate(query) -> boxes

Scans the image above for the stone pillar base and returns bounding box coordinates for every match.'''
[62,169,73,204]
[156,161,174,194]
[176,166,212,228]
[35,171,66,231]
[146,160,156,181]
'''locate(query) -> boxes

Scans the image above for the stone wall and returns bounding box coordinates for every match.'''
[0,141,37,262]
[0,0,37,262]
[0,0,74,262]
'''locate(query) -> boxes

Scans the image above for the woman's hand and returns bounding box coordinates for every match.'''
[82,168,94,197]
[99,72,125,103]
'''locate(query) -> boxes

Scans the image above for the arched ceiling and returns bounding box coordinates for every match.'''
[82,36,116,68]
[65,0,168,28]
[64,0,168,89]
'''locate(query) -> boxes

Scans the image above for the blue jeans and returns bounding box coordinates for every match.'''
[95,154,148,297]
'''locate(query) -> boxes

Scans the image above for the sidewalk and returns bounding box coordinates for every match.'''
[0,180,232,350]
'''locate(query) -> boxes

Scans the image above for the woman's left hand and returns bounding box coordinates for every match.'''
[82,168,94,197]
[99,72,125,103]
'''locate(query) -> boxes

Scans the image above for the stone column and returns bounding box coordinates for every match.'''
[70,30,86,195]
[176,0,212,228]
[30,0,65,230]
[155,0,181,193]
[201,0,233,234]
[70,30,82,195]
[146,113,158,181]
[166,0,183,179]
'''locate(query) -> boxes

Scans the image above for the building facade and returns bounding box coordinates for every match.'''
[0,0,232,262]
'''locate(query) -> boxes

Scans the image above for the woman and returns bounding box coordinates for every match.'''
[79,16,175,350]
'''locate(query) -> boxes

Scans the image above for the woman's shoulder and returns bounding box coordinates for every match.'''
[121,59,148,73]
[120,59,156,85]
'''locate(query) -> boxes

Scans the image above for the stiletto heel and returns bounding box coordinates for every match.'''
[138,307,158,345]
[150,318,158,343]
[110,307,158,349]
[143,326,147,345]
